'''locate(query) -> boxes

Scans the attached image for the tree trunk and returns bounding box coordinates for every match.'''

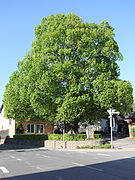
[66,120,79,134]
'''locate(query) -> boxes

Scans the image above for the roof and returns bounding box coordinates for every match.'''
[0,104,3,113]
[125,111,135,119]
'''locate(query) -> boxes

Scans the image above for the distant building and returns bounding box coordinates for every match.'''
[125,103,135,138]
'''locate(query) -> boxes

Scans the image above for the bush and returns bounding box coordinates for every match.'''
[48,134,63,140]
[94,133,102,139]
[48,134,86,141]
[73,134,87,141]
[13,134,87,141]
[76,144,111,149]
[63,134,86,141]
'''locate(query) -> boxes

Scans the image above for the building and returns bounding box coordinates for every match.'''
[22,121,54,134]
[0,105,54,137]
[0,105,15,138]
[125,103,135,138]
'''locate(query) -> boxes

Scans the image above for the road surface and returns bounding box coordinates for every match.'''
[0,148,135,179]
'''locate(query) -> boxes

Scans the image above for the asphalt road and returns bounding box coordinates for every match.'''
[0,148,135,180]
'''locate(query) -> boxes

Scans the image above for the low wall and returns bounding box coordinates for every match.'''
[4,138,44,147]
[3,138,105,149]
[44,140,105,149]
[0,136,7,144]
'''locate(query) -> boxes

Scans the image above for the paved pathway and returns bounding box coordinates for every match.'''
[113,137,135,149]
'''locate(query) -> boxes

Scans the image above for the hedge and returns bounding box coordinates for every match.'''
[13,134,48,140]
[76,144,111,149]
[14,134,87,141]
[93,133,102,139]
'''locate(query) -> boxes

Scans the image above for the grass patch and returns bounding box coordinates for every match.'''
[76,143,111,149]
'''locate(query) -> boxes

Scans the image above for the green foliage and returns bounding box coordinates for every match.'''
[3,13,133,127]
[48,134,86,141]
[13,134,48,140]
[48,134,63,140]
[93,133,102,139]
[93,75,133,114]
[13,134,87,141]
[63,134,87,141]
[76,143,111,149]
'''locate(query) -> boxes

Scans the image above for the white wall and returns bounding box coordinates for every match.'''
[0,108,15,138]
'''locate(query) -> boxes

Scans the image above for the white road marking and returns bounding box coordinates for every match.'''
[72,162,103,172]
[36,166,44,170]
[123,156,130,159]
[72,162,84,166]
[56,176,64,180]
[96,153,110,157]
[10,155,15,158]
[42,155,50,158]
[17,158,21,161]
[120,157,135,160]
[85,165,104,172]
[127,157,135,160]
[0,167,9,174]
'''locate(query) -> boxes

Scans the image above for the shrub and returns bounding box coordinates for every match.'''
[94,133,102,139]
[76,143,111,149]
[63,134,86,141]
[48,134,63,140]
[73,134,87,141]
[13,134,87,141]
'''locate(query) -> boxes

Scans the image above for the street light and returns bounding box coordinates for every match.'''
[107,108,119,148]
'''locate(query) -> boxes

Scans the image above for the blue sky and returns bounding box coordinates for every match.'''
[0,0,135,104]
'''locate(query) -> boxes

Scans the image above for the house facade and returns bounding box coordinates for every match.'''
[22,121,54,134]
[0,105,15,138]
[0,105,54,137]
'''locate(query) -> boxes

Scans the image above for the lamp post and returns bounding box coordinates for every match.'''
[107,108,119,148]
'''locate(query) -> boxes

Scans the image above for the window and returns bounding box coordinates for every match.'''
[36,124,44,134]
[9,119,12,125]
[27,124,34,133]
[26,123,44,134]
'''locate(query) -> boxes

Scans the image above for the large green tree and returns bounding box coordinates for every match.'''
[4,13,133,132]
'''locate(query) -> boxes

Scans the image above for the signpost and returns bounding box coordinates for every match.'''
[107,109,119,148]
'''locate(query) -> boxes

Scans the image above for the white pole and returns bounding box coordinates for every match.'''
[63,122,65,141]
[107,108,119,149]
[110,114,113,149]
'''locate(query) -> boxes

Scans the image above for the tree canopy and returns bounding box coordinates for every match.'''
[3,13,133,128]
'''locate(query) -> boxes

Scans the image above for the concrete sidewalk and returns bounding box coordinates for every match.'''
[0,136,135,151]
[112,137,135,149]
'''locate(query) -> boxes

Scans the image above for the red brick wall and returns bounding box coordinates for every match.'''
[22,121,54,134]
[44,123,54,134]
